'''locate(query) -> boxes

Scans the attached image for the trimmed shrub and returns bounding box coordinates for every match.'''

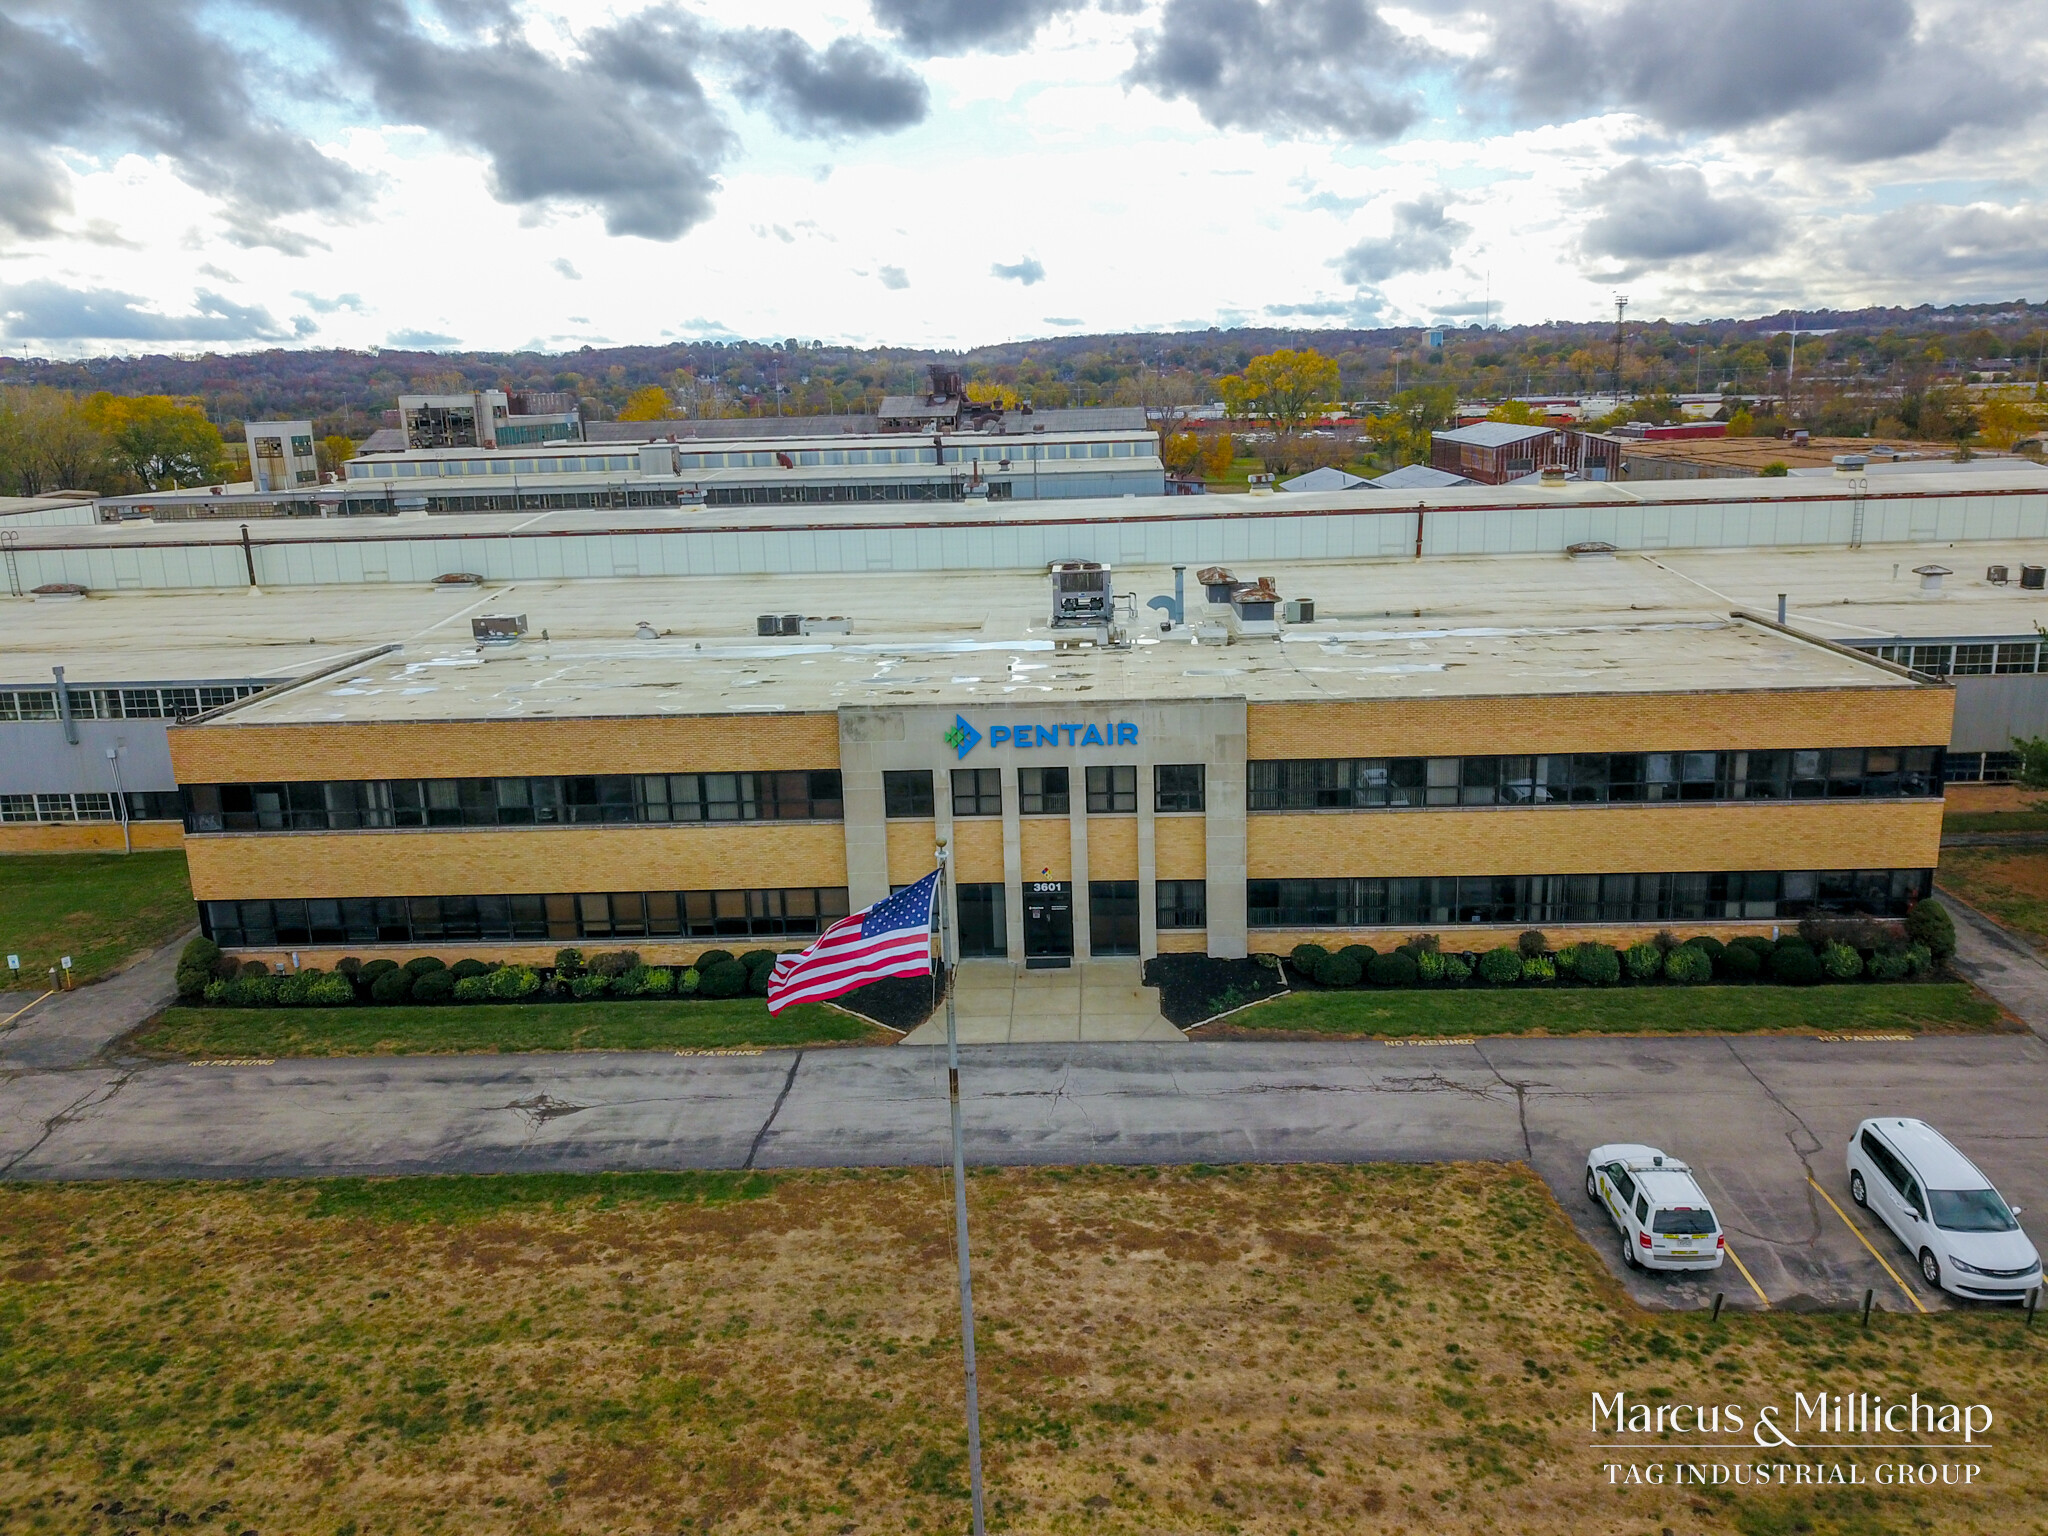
[403,956,447,977]
[640,968,675,997]
[1623,943,1663,982]
[1820,942,1863,980]
[1774,935,1814,955]
[696,949,735,971]
[552,947,586,978]
[176,937,222,999]
[737,949,775,973]
[488,966,541,1000]
[747,962,774,997]
[309,974,355,1007]
[275,970,316,1007]
[1718,944,1762,980]
[358,958,399,983]
[1290,944,1329,976]
[1522,954,1557,984]
[1477,947,1524,986]
[1769,946,1824,986]
[1338,944,1375,972]
[568,973,611,999]
[1314,951,1363,988]
[1905,900,1955,961]
[1366,951,1419,987]
[1570,943,1622,987]
[1662,946,1711,985]
[412,968,457,1003]
[1516,929,1549,960]
[1686,935,1725,962]
[447,958,490,981]
[240,958,274,980]
[226,975,278,1006]
[333,956,363,978]
[1904,942,1934,979]
[370,968,412,1004]
[202,978,232,1005]
[1868,947,1911,981]
[700,959,748,999]
[1415,950,1447,985]
[453,974,492,1003]
[589,950,643,979]
[1440,953,1472,985]
[678,967,701,997]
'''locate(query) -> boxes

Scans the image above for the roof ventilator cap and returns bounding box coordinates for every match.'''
[1913,564,1951,594]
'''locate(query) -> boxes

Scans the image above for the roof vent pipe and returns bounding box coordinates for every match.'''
[1777,593,1787,625]
[1914,564,1952,594]
[53,665,77,746]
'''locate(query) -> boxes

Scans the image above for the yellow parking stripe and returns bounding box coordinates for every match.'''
[1807,1177,1928,1314]
[0,991,52,1030]
[1722,1242,1770,1308]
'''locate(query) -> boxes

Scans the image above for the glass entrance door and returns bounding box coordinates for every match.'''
[1023,881,1073,967]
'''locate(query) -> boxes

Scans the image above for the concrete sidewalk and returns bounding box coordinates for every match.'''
[899,958,1181,1044]
[1937,885,2048,1042]
[0,930,190,1071]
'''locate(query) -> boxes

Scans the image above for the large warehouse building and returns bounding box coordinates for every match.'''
[162,561,1949,969]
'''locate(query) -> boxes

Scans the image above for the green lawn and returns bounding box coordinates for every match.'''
[1938,846,2048,947]
[0,850,196,989]
[127,997,892,1058]
[1944,809,2048,835]
[1203,982,2001,1039]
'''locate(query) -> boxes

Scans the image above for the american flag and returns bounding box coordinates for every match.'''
[765,869,939,1014]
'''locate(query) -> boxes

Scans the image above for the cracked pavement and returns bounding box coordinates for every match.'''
[1,1031,2043,1313]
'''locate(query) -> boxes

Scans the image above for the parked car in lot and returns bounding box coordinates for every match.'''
[1585,1144,1726,1273]
[1847,1118,2042,1301]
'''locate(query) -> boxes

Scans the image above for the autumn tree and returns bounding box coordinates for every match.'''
[619,385,673,421]
[1487,399,1546,425]
[0,388,115,495]
[1217,348,1340,433]
[85,394,226,488]
[317,434,357,475]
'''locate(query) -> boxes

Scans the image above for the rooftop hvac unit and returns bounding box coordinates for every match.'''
[1049,560,1113,629]
[1283,597,1315,623]
[757,614,779,636]
[2024,565,2046,591]
[471,614,527,645]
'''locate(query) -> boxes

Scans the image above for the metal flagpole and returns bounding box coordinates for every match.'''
[935,840,988,1535]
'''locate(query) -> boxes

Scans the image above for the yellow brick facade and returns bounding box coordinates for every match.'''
[887,820,939,884]
[1019,818,1070,880]
[0,822,186,856]
[170,712,842,784]
[184,823,848,901]
[1248,688,1952,760]
[1248,799,1941,879]
[950,818,1004,883]
[1153,816,1207,880]
[1087,816,1139,878]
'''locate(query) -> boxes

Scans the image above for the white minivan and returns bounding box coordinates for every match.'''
[1585,1144,1726,1272]
[1847,1118,2042,1301]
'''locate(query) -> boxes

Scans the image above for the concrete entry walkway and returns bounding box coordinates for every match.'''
[899,958,1183,1044]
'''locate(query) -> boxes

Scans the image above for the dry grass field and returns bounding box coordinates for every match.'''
[0,1164,2041,1535]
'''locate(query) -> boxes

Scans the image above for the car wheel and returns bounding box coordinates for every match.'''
[1919,1248,1941,1288]
[1850,1170,1868,1208]
[1586,1169,1600,1205]
[1621,1232,1640,1270]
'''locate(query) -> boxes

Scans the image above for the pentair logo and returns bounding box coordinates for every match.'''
[945,714,982,759]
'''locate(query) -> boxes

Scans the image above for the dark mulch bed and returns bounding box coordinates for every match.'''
[831,964,948,1032]
[1143,955,1287,1028]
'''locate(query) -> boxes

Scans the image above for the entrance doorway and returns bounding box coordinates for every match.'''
[1023,881,1073,968]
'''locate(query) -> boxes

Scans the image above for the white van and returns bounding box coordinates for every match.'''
[1585,1144,1725,1272]
[1847,1118,2042,1301]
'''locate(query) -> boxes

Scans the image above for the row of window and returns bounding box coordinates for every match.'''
[1247,869,1931,928]
[1860,640,2043,676]
[1247,749,1943,810]
[929,765,1208,818]
[200,888,856,948]
[350,441,1150,480]
[184,772,846,832]
[0,791,184,824]
[1946,751,2019,784]
[0,684,263,723]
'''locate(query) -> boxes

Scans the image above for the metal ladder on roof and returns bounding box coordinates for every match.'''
[0,530,19,597]
[1848,476,1868,549]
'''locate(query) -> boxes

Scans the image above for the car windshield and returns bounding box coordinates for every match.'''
[1652,1207,1717,1236]
[1927,1188,2018,1233]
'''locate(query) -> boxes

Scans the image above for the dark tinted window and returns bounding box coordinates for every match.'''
[1927,1188,2018,1233]
[952,768,1001,817]
[1652,1207,1717,1236]
[883,769,935,818]
[1155,763,1205,812]
[1019,766,1069,815]
[1156,879,1206,929]
[1086,765,1136,813]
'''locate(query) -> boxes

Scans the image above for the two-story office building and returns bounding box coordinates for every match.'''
[168,581,1951,968]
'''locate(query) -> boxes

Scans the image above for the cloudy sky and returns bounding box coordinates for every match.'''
[1,0,2044,356]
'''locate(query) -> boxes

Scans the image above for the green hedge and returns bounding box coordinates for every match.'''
[1268,929,1937,993]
